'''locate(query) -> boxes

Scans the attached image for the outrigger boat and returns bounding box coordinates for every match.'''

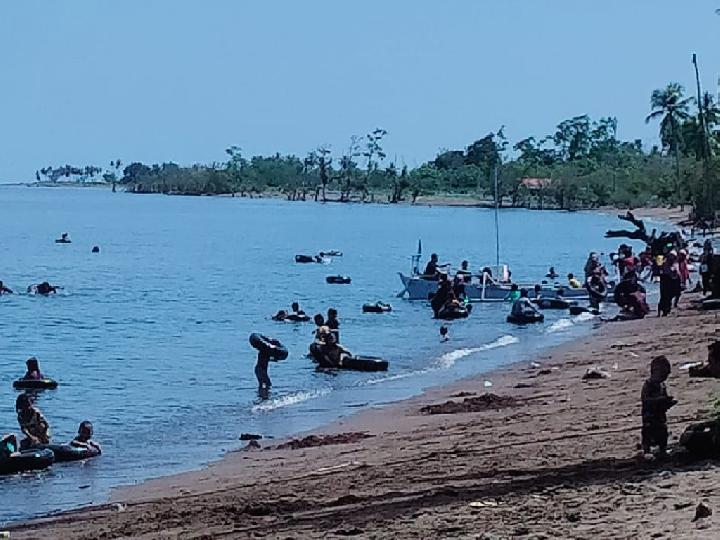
[397,259,593,302]
[397,167,606,303]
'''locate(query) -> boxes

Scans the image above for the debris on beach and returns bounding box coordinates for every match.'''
[243,440,261,451]
[274,432,374,450]
[583,367,611,380]
[694,502,713,521]
[420,393,519,415]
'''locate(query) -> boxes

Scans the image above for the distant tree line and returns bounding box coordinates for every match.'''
[36,83,720,220]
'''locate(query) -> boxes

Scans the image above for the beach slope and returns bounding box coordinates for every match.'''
[11,300,720,539]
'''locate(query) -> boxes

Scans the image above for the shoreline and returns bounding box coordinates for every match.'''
[12,293,720,538]
[8,184,698,224]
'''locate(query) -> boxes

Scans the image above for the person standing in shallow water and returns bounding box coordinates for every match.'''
[255,350,272,391]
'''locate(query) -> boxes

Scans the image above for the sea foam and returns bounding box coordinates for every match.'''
[252,388,331,412]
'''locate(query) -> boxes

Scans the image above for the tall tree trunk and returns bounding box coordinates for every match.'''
[671,119,681,202]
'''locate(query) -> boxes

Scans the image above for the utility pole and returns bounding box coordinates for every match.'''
[692,53,713,218]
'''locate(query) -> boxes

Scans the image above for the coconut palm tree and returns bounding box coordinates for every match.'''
[646,83,692,195]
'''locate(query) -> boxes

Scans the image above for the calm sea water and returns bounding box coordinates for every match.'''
[0,186,645,522]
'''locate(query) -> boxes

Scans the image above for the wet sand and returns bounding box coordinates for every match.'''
[11,292,720,539]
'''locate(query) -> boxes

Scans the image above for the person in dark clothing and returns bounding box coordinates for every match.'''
[641,355,676,458]
[431,279,453,317]
[255,351,272,389]
[23,357,43,380]
[71,421,101,453]
[0,281,13,295]
[585,272,607,310]
[699,241,714,295]
[658,252,681,316]
[326,308,340,343]
[422,253,440,280]
[613,271,649,319]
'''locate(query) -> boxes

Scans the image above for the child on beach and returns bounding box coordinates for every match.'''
[641,355,677,458]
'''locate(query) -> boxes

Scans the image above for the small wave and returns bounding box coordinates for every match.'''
[252,388,331,412]
[483,335,520,350]
[364,371,424,385]
[547,318,574,333]
[438,335,519,368]
[572,312,596,322]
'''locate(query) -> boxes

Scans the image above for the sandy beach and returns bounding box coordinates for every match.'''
[10,288,720,539]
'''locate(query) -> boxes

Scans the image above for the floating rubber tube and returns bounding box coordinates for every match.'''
[506,313,545,324]
[0,448,54,475]
[437,306,469,320]
[249,333,289,361]
[326,276,351,284]
[340,355,389,372]
[12,378,58,390]
[308,344,388,371]
[362,302,392,313]
[285,313,311,322]
[41,444,100,463]
[319,250,343,257]
[534,298,573,310]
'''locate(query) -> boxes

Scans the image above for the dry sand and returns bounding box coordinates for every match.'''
[10,291,720,539]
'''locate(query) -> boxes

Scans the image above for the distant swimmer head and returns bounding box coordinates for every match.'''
[291,302,300,312]
[26,357,40,372]
[510,283,519,291]
[461,260,469,270]
[78,420,94,439]
[534,284,542,293]
[92,246,100,253]
[313,314,324,326]
[61,233,68,240]
[520,288,529,298]
[327,308,338,319]
[430,253,438,262]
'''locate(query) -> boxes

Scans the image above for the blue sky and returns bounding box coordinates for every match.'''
[0,1,718,181]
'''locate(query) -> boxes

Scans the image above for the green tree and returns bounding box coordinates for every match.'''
[645,83,692,197]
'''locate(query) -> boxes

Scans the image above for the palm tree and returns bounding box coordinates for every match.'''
[645,83,692,196]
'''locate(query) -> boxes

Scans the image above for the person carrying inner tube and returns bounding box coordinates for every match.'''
[16,393,50,450]
[0,280,13,295]
[511,288,540,320]
[23,357,43,380]
[70,421,101,453]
